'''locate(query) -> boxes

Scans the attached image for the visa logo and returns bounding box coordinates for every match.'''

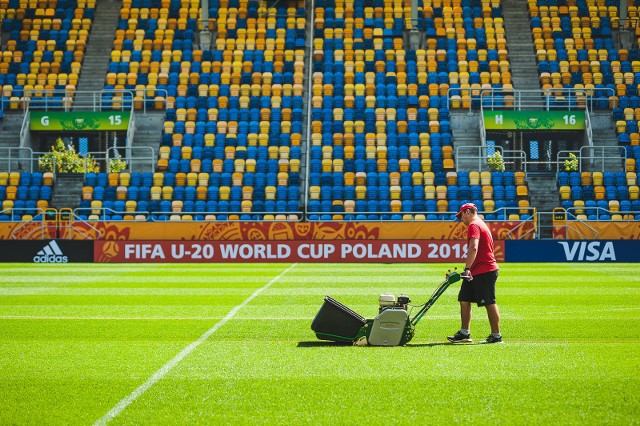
[558,241,616,261]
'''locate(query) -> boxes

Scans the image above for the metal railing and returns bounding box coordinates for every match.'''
[566,207,639,222]
[0,147,34,172]
[108,146,156,174]
[455,146,528,173]
[449,87,615,113]
[71,207,305,222]
[0,147,155,174]
[57,208,102,239]
[543,209,600,240]
[506,208,537,240]
[304,207,534,221]
[557,146,626,173]
[19,109,31,149]
[5,208,51,240]
[7,88,168,115]
[14,89,134,112]
[4,208,103,240]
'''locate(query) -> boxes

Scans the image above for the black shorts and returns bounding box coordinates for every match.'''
[458,269,499,307]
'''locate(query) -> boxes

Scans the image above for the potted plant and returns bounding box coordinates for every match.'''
[38,138,100,174]
[107,152,128,173]
[487,151,505,172]
[564,152,579,172]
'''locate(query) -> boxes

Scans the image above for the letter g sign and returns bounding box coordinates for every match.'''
[40,115,50,126]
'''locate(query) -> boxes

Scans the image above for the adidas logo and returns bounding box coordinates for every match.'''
[33,240,68,263]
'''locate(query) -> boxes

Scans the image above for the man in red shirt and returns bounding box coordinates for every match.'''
[447,203,503,344]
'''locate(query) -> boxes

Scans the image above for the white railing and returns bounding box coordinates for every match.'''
[544,210,600,240]
[0,147,34,172]
[557,146,626,173]
[455,146,528,173]
[15,89,133,112]
[19,108,31,150]
[449,87,615,113]
[72,207,305,222]
[107,146,155,173]
[11,88,168,115]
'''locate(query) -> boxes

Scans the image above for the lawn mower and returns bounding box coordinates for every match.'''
[311,269,461,346]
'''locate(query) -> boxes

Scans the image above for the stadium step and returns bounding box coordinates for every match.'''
[501,0,543,106]
[51,174,86,211]
[528,175,561,214]
[451,111,483,172]
[131,112,165,174]
[74,0,123,108]
[0,112,25,171]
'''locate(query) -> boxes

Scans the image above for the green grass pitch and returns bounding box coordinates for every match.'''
[0,263,638,425]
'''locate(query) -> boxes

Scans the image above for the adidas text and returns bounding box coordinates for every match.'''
[33,254,68,263]
[34,241,68,263]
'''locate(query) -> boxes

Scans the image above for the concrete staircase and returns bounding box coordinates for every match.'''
[0,112,24,149]
[130,112,164,173]
[527,175,561,238]
[51,174,85,210]
[0,112,27,171]
[451,111,482,170]
[501,0,544,108]
[589,111,624,172]
[73,0,121,108]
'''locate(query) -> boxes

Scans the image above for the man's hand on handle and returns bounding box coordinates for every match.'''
[461,267,473,281]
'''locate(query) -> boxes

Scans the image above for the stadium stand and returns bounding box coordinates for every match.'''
[9,0,638,228]
[0,171,53,221]
[529,0,622,109]
[76,0,307,221]
[0,0,96,109]
[307,0,517,221]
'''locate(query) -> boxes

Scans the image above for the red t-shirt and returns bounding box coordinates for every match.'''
[467,217,499,275]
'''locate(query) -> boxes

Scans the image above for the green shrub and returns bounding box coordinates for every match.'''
[107,153,128,173]
[38,138,99,173]
[564,152,579,172]
[487,151,505,172]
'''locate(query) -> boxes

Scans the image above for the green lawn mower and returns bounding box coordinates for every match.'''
[311,269,461,346]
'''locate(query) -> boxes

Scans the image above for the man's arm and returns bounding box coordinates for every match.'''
[465,237,479,270]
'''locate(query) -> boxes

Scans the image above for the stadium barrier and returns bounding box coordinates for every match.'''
[2,238,639,263]
[505,240,640,263]
[0,240,93,263]
[94,239,498,263]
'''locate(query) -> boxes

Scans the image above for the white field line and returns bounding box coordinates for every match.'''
[92,263,297,426]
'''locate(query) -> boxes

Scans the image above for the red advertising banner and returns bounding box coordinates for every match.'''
[95,240,505,263]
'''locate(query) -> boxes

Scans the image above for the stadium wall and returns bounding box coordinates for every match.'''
[1,220,638,263]
[1,239,638,263]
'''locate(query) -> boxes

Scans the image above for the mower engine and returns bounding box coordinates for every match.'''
[358,293,414,346]
[378,293,411,313]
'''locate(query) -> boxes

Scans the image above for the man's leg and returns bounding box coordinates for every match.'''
[460,301,472,330]
[485,303,500,334]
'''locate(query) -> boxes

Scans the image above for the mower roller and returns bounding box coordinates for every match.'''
[311,269,461,346]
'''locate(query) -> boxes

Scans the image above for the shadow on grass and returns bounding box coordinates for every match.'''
[297,341,353,347]
[298,341,457,348]
[405,342,457,347]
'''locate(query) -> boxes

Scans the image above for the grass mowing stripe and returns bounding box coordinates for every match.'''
[92,263,297,426]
